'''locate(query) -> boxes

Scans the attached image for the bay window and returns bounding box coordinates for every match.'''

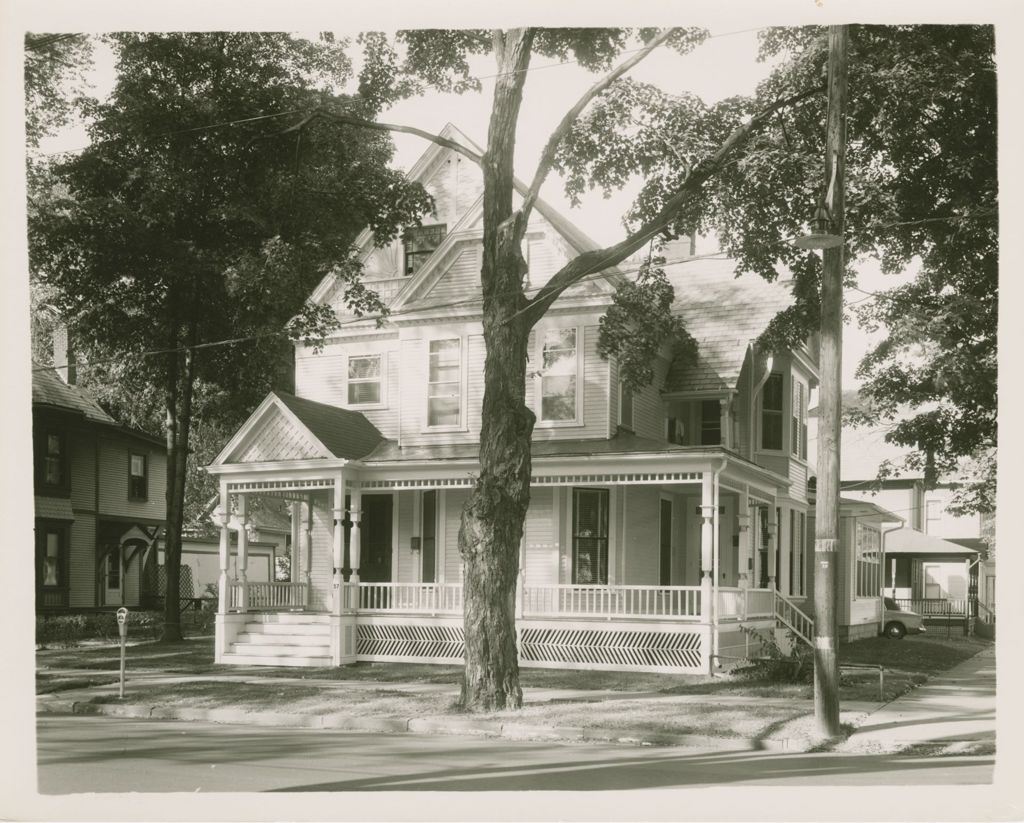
[761,372,783,450]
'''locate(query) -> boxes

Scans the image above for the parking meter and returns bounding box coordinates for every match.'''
[116,608,128,698]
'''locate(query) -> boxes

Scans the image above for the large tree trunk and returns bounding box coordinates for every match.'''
[457,30,534,711]
[161,343,195,642]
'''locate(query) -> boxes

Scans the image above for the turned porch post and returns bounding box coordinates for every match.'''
[700,472,715,621]
[737,488,751,589]
[236,493,249,612]
[349,486,362,585]
[767,502,778,589]
[303,495,313,606]
[332,473,346,615]
[216,501,230,614]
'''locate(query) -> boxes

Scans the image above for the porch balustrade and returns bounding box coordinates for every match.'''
[229,581,308,611]
[522,584,702,619]
[358,582,464,614]
[715,587,775,620]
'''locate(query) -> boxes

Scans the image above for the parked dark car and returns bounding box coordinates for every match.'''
[882,597,926,639]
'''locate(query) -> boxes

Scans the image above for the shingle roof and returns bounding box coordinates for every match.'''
[885,528,979,556]
[32,365,117,424]
[274,392,385,460]
[663,257,795,393]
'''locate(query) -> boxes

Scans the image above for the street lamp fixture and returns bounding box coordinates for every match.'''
[794,200,844,250]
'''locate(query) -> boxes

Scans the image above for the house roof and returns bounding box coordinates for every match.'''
[32,364,117,425]
[662,258,795,393]
[273,392,385,461]
[884,528,979,556]
[363,429,716,464]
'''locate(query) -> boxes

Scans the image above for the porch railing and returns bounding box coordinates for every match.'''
[894,597,970,617]
[358,582,463,614]
[230,581,308,610]
[774,590,815,647]
[522,585,702,619]
[716,587,775,620]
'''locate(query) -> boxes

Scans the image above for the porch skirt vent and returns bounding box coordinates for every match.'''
[519,627,703,671]
[357,623,465,663]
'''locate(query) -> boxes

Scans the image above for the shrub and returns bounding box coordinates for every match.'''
[736,626,813,683]
[36,610,165,647]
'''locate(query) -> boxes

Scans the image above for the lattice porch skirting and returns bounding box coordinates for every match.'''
[356,616,710,674]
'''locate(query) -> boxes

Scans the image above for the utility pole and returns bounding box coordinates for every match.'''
[813,24,849,739]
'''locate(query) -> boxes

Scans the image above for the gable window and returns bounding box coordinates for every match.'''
[129,453,148,501]
[403,224,446,276]
[791,380,807,460]
[540,329,578,423]
[761,372,784,451]
[37,431,67,490]
[427,339,461,427]
[348,354,382,405]
[700,400,721,446]
[620,381,633,430]
[572,488,609,585]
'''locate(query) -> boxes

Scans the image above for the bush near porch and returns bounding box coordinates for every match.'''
[35,605,216,648]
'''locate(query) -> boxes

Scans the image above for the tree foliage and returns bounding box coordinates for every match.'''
[28,32,433,638]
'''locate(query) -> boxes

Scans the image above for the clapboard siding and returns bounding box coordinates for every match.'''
[631,355,670,441]
[608,356,620,436]
[422,248,480,303]
[96,439,166,521]
[68,514,95,608]
[466,334,485,436]
[69,432,95,510]
[789,460,808,501]
[523,487,558,587]
[623,487,661,585]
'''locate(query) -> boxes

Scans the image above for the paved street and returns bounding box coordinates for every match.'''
[38,714,992,792]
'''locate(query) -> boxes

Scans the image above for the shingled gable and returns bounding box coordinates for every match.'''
[663,257,795,393]
[307,123,625,317]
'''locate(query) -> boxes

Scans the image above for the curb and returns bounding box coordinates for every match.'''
[38,697,789,751]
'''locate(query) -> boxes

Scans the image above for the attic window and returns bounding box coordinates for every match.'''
[403,224,446,276]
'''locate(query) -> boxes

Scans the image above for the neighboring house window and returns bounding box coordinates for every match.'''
[129,453,147,500]
[757,508,770,588]
[106,545,121,590]
[540,329,578,422]
[348,354,382,405]
[572,488,609,585]
[620,381,633,430]
[855,523,881,598]
[36,524,68,608]
[789,510,805,596]
[761,372,784,450]
[700,400,721,446]
[427,339,461,427]
[925,499,942,534]
[403,224,446,276]
[791,380,807,459]
[38,431,67,489]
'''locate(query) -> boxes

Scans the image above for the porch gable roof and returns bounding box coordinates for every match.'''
[211,391,385,467]
[885,528,979,557]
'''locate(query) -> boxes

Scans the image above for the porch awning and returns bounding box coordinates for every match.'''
[884,528,979,557]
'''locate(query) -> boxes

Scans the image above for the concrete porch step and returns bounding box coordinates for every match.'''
[220,652,332,668]
[236,631,330,646]
[244,622,331,636]
[252,612,331,625]
[230,642,331,657]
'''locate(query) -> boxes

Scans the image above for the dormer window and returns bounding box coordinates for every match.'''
[403,224,446,276]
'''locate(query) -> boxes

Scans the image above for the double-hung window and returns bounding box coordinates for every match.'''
[427,339,461,427]
[855,523,881,597]
[791,380,807,459]
[129,453,147,501]
[403,224,446,276]
[38,431,67,490]
[540,329,578,423]
[36,524,67,607]
[761,372,784,451]
[572,488,609,584]
[700,400,722,446]
[348,354,382,405]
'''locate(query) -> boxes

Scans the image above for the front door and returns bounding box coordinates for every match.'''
[359,494,393,583]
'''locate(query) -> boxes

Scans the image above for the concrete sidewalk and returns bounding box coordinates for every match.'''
[837,645,995,755]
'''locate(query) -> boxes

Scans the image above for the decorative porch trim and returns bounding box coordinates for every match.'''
[227,478,335,493]
[533,471,701,485]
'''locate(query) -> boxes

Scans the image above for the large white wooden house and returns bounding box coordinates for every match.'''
[207,125,892,673]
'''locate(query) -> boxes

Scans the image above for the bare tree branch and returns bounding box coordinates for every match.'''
[516,85,825,328]
[257,108,485,165]
[518,28,678,231]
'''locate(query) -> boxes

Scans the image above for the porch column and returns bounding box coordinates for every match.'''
[290,501,301,583]
[349,486,362,584]
[737,490,751,589]
[236,494,249,612]
[700,472,715,621]
[767,503,778,589]
[332,473,346,615]
[303,496,313,606]
[216,504,230,614]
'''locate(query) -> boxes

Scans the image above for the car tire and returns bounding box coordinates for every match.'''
[884,621,906,640]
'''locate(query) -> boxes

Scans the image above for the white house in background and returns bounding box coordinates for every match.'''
[204,124,886,671]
